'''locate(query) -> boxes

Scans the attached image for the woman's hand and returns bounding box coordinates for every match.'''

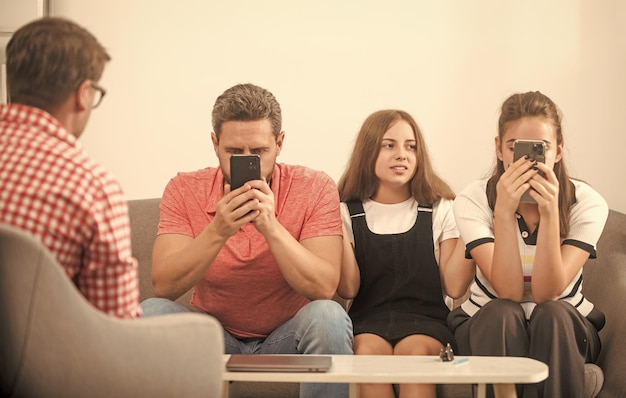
[527,162,560,217]
[495,156,538,214]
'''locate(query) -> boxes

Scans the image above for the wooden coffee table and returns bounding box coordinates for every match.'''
[222,354,548,398]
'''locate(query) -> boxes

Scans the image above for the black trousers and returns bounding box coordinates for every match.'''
[448,299,601,398]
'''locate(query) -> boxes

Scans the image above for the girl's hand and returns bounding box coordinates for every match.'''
[527,162,560,217]
[495,156,538,214]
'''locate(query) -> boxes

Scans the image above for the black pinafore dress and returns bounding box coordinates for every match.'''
[347,201,456,350]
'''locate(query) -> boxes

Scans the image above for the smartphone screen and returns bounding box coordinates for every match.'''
[513,140,545,203]
[229,154,261,190]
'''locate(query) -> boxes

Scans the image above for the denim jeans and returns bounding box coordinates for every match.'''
[141,298,354,398]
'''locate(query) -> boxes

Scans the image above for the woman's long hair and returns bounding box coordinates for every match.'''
[338,109,454,204]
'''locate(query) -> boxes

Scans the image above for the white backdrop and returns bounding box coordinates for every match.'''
[43,1,625,212]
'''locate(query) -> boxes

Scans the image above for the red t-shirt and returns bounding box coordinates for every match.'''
[158,163,342,338]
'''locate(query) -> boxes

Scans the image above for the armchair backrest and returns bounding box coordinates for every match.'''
[0,223,224,398]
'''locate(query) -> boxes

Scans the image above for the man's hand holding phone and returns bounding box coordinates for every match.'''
[208,155,261,239]
[224,154,278,234]
[229,153,265,216]
[243,178,278,234]
[222,177,277,233]
[211,183,259,239]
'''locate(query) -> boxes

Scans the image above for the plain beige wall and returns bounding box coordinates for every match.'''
[47,1,625,212]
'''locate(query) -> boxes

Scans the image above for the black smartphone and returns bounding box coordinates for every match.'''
[229,154,261,190]
[513,140,546,203]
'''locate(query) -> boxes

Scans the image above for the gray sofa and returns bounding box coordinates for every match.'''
[129,198,626,398]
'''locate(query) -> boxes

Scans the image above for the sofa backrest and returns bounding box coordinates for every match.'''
[128,198,161,301]
[128,198,193,304]
[581,209,626,397]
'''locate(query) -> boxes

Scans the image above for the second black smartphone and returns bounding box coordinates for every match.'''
[229,154,261,190]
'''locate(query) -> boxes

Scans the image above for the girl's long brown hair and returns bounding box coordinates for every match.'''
[338,109,454,204]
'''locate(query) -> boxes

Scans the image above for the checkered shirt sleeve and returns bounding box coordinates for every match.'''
[0,104,140,318]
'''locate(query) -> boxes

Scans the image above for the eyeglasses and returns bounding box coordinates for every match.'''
[90,81,107,108]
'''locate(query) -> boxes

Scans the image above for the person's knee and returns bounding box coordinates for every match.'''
[533,300,572,317]
[530,300,576,330]
[140,297,185,317]
[354,342,388,355]
[468,299,529,356]
[297,300,353,353]
[300,300,351,329]
[477,298,525,325]
[482,298,523,313]
[353,334,392,355]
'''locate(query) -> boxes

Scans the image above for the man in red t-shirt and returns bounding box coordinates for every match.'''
[142,83,353,398]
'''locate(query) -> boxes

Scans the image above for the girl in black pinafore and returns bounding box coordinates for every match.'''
[336,110,474,398]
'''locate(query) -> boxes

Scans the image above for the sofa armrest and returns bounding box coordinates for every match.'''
[582,210,626,397]
[103,313,224,397]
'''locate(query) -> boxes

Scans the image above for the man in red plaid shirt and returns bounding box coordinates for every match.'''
[0,17,140,318]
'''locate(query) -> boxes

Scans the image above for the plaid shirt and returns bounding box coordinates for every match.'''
[0,104,140,318]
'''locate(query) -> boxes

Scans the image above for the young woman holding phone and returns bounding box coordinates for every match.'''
[450,91,608,397]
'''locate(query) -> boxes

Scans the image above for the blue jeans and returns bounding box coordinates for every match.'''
[142,298,354,398]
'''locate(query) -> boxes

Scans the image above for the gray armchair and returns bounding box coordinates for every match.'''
[0,223,224,398]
